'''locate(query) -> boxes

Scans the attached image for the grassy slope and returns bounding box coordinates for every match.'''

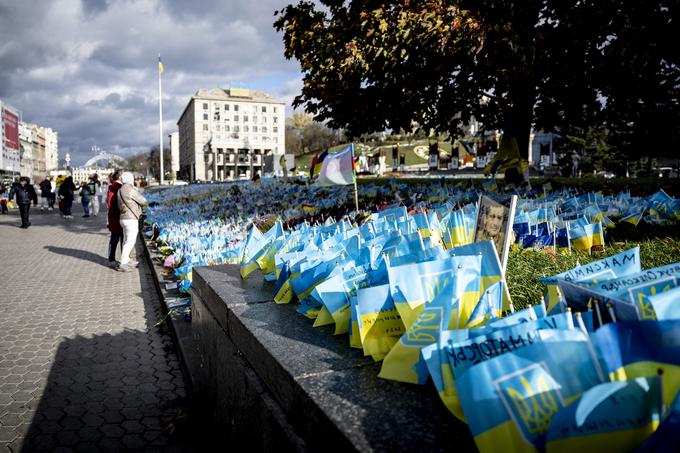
[507,224,680,309]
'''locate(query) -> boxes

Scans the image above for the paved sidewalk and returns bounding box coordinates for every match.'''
[0,203,198,452]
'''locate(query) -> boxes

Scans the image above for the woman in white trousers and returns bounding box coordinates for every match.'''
[116,172,147,272]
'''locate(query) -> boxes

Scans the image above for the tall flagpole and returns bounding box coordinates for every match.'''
[352,143,359,212]
[158,54,164,185]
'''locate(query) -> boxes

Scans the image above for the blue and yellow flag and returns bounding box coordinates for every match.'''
[546,377,661,453]
[573,261,680,320]
[466,280,504,328]
[595,320,680,408]
[356,284,406,361]
[540,247,641,313]
[456,329,605,452]
[239,225,264,278]
[569,222,605,252]
[380,255,482,384]
[644,286,680,320]
[450,240,509,319]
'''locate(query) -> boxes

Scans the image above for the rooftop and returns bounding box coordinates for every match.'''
[192,88,285,104]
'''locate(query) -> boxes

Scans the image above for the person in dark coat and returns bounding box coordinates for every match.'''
[58,176,76,219]
[10,176,38,228]
[107,171,124,266]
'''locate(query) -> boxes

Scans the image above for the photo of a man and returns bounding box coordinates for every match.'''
[474,195,517,270]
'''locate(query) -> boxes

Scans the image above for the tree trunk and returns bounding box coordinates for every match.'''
[510,79,536,162]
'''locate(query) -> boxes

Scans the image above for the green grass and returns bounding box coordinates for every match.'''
[506,236,680,310]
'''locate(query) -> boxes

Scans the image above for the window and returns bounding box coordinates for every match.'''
[224,104,230,111]
[234,115,239,122]
[214,112,220,121]
[274,137,278,143]
[215,125,220,131]
[203,103,208,109]
[262,117,267,123]
[253,116,258,123]
[253,126,258,133]
[225,125,230,132]
[273,127,278,133]
[216,133,221,140]
[234,125,240,132]
[203,113,208,120]
[234,105,239,111]
[262,126,267,133]
[262,106,267,113]
[252,105,257,113]
[203,124,209,131]
[244,115,248,122]
[273,116,278,123]
[244,126,249,132]
[273,106,277,113]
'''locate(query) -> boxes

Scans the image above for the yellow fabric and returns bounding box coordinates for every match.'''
[546,422,658,453]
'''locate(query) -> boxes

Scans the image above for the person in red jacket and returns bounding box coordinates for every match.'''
[107,170,123,267]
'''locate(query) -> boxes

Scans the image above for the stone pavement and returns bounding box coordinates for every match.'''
[0,202,203,452]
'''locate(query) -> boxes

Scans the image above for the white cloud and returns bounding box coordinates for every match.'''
[0,0,301,165]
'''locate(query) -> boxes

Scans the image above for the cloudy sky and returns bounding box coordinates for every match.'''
[0,0,303,165]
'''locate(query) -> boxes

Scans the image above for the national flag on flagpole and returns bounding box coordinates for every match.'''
[316,145,355,186]
[158,55,164,74]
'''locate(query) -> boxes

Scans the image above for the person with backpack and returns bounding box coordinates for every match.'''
[58,176,76,219]
[117,172,147,272]
[39,177,53,211]
[10,176,38,228]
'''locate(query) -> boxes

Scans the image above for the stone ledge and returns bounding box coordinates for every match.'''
[192,264,475,451]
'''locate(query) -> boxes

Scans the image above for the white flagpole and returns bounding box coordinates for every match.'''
[158,54,164,185]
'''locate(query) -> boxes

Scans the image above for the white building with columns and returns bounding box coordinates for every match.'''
[177,88,285,181]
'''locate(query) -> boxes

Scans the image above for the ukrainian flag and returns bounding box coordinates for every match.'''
[465,280,504,328]
[158,55,164,74]
[380,255,482,384]
[356,284,406,361]
[456,329,605,452]
[595,320,680,409]
[239,225,264,278]
[450,240,509,320]
[540,247,641,314]
[546,377,661,452]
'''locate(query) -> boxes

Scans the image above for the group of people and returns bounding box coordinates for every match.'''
[3,170,147,273]
[106,171,148,272]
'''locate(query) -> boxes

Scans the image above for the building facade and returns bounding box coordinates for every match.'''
[43,127,58,173]
[177,88,285,181]
[169,131,179,177]
[19,122,34,179]
[0,100,21,178]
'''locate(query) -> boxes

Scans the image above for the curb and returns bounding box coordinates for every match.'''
[139,232,196,395]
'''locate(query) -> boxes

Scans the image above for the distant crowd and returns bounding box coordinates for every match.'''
[1,171,147,272]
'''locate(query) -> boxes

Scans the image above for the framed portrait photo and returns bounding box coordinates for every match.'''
[474,195,518,271]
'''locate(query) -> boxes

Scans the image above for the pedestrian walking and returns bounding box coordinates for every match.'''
[10,176,38,228]
[107,171,124,267]
[88,174,101,217]
[58,176,76,219]
[80,179,93,217]
[117,172,147,272]
[39,176,53,211]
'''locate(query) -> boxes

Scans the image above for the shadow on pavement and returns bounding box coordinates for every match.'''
[17,244,216,452]
[43,246,111,268]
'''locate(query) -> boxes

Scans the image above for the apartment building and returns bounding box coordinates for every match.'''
[177,88,285,181]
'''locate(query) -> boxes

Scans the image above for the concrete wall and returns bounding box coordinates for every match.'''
[190,265,475,451]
